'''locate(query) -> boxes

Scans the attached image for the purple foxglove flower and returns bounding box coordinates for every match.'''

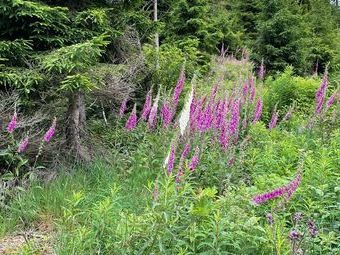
[315,72,328,114]
[242,81,249,98]
[266,213,274,225]
[119,97,129,118]
[229,99,240,134]
[17,137,29,153]
[160,101,173,128]
[125,104,138,130]
[148,90,160,129]
[44,118,56,143]
[7,112,17,133]
[249,77,256,101]
[189,147,200,171]
[208,84,219,106]
[268,111,279,130]
[167,145,176,175]
[219,122,229,150]
[285,171,302,200]
[172,69,185,106]
[307,220,317,237]
[181,143,190,159]
[252,171,302,205]
[252,186,287,205]
[253,98,263,123]
[326,92,337,108]
[258,59,265,80]
[141,89,152,120]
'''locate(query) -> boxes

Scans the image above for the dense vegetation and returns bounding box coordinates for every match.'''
[0,0,339,254]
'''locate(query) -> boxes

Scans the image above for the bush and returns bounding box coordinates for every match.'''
[263,67,320,120]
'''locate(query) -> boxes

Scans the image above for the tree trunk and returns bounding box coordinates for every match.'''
[66,91,90,162]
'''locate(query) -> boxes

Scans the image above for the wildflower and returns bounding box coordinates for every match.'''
[269,110,279,130]
[249,77,256,101]
[252,171,302,205]
[43,118,56,143]
[119,97,129,118]
[315,71,328,114]
[141,89,152,120]
[125,104,137,130]
[148,90,160,129]
[258,58,265,80]
[326,92,337,108]
[172,69,185,106]
[181,143,190,159]
[252,98,263,123]
[18,137,29,153]
[167,145,176,175]
[229,99,240,134]
[160,101,173,128]
[219,122,229,149]
[266,213,274,225]
[189,147,200,171]
[289,230,300,240]
[7,112,17,133]
[307,220,317,238]
[179,84,194,135]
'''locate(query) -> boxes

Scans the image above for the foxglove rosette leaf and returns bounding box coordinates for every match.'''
[125,103,137,131]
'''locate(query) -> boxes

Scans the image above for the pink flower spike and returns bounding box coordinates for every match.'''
[44,118,57,143]
[326,92,337,108]
[258,59,265,80]
[181,143,191,159]
[172,69,186,105]
[119,97,129,118]
[252,98,263,123]
[7,112,17,133]
[189,147,200,171]
[141,89,152,120]
[18,137,29,153]
[315,71,328,114]
[167,145,176,176]
[125,104,138,131]
[269,110,279,130]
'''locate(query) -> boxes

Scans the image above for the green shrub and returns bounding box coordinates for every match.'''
[263,67,320,120]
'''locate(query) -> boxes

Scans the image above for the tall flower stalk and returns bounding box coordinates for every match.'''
[125,104,138,130]
[141,89,152,120]
[7,112,17,134]
[119,97,129,118]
